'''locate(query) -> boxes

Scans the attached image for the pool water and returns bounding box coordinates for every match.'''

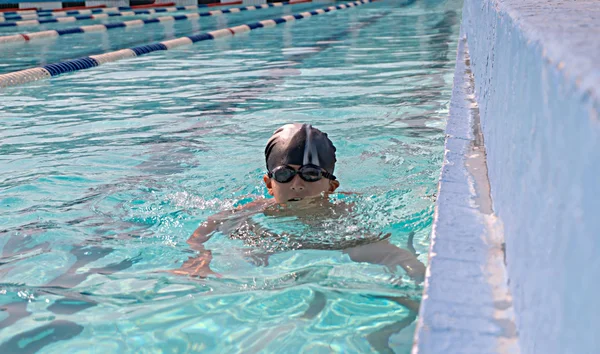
[0,0,462,352]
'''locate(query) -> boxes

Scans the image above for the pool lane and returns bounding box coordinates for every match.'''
[0,1,321,74]
[0,0,461,352]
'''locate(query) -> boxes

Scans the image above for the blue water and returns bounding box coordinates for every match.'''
[0,0,461,352]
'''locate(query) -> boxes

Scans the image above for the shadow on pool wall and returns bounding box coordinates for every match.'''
[415,0,600,353]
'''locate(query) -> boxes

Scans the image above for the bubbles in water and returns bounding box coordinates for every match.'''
[220,193,411,254]
[17,290,35,302]
[166,191,238,211]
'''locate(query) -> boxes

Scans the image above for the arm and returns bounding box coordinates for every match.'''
[172,213,231,278]
[172,243,221,278]
[344,239,426,283]
[174,199,270,278]
[187,199,271,249]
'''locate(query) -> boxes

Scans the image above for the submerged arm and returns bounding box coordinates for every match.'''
[175,199,270,278]
[171,220,220,278]
[345,239,426,283]
[174,212,233,278]
[187,199,271,248]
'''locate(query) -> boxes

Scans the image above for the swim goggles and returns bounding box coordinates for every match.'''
[268,164,337,183]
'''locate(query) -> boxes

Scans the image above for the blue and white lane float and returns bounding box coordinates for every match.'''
[0,3,253,23]
[0,3,239,19]
[0,11,159,27]
[0,2,255,27]
[0,7,129,18]
[0,7,186,23]
[0,7,177,21]
[0,3,299,45]
[0,0,370,89]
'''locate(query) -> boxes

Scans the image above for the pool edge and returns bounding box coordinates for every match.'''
[411,30,520,354]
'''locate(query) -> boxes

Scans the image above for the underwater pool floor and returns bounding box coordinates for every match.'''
[0,0,462,352]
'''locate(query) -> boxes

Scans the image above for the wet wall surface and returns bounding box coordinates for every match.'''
[420,0,600,353]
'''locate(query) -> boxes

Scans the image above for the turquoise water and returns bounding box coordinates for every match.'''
[0,0,461,352]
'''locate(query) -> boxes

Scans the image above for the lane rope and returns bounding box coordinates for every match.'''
[0,2,312,45]
[0,3,251,27]
[0,0,369,89]
[0,2,240,19]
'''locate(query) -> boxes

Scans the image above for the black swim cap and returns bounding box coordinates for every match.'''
[265,123,337,174]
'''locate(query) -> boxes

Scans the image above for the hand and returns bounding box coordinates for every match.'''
[345,238,425,283]
[170,251,222,279]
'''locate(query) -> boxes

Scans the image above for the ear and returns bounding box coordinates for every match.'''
[329,180,340,193]
[263,174,274,196]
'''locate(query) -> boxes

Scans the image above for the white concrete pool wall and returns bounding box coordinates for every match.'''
[414,0,600,353]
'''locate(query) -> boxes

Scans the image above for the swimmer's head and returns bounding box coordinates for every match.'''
[263,123,340,203]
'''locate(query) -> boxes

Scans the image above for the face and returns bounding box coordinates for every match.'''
[264,164,340,204]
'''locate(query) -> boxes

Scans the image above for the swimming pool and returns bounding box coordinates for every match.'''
[0,0,461,352]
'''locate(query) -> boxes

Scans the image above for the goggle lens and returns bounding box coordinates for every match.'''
[273,167,296,183]
[269,164,333,183]
[299,166,322,182]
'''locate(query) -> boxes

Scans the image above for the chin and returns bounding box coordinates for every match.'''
[287,194,327,203]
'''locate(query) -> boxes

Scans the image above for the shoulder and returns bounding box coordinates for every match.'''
[336,191,361,196]
[234,198,275,212]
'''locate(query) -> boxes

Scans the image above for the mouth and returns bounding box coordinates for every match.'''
[287,197,303,202]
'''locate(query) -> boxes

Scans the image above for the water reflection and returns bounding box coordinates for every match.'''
[0,0,461,352]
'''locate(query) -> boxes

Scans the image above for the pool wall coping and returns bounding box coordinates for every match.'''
[411,26,519,354]
[414,0,600,352]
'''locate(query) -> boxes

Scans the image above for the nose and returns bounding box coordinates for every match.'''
[290,175,305,191]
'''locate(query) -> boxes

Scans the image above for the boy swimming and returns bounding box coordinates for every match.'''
[173,123,426,281]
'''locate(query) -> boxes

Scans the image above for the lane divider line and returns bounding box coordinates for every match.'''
[0,2,301,45]
[0,0,371,88]
[0,3,250,27]
[0,5,249,24]
[0,4,107,16]
[0,0,312,23]
[0,1,242,19]
[0,7,185,23]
